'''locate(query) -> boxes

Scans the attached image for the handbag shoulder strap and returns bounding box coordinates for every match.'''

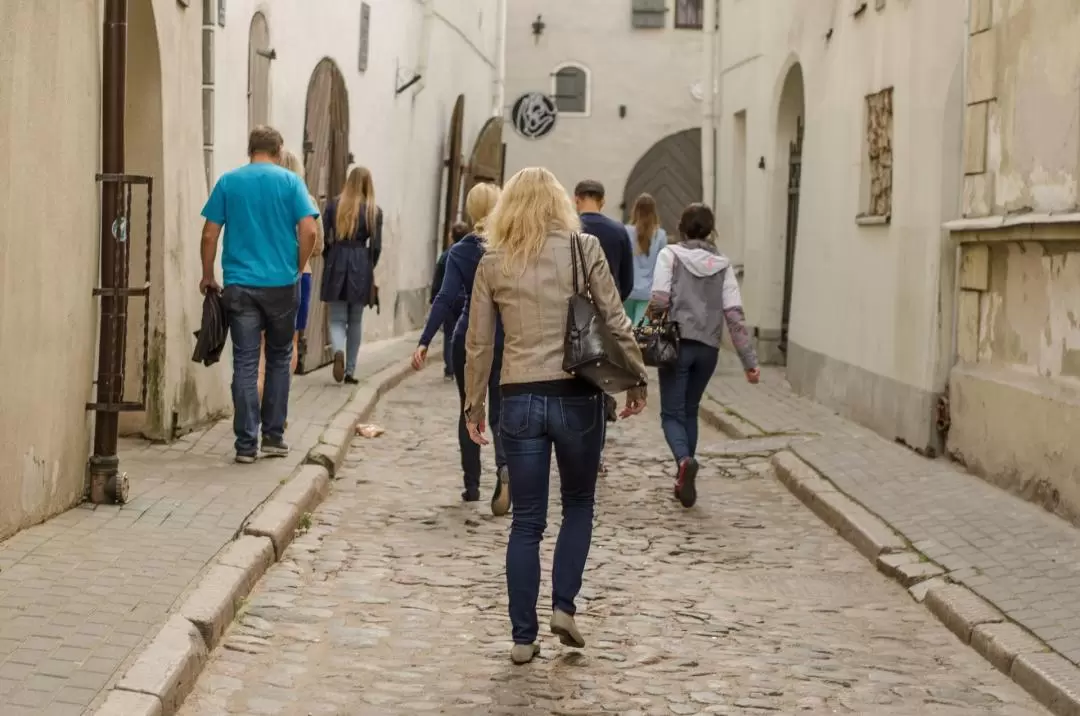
[570,232,590,295]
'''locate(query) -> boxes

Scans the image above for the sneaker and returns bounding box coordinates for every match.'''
[550,609,585,648]
[510,643,540,665]
[235,452,256,464]
[444,374,454,383]
[261,437,290,458]
[491,466,511,517]
[461,488,481,502]
[675,457,699,508]
[343,375,359,385]
[332,351,345,383]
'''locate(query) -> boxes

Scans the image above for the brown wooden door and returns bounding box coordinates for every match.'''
[462,116,505,223]
[622,128,702,236]
[299,58,350,374]
[441,95,465,250]
[247,13,271,130]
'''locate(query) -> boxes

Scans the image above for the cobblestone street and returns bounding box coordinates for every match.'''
[180,369,1045,716]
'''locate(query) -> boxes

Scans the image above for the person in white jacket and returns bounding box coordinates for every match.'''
[648,203,760,508]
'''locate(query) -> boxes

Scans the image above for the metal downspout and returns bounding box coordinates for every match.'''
[701,0,718,208]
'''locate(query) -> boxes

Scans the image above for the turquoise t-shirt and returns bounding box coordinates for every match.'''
[201,162,320,288]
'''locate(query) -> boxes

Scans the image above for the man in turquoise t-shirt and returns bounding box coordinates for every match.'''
[199,125,320,463]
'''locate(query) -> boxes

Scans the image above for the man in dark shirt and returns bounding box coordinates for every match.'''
[574,180,634,301]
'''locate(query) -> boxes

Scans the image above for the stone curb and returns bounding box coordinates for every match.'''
[91,353,436,716]
[700,398,761,439]
[767,450,1080,716]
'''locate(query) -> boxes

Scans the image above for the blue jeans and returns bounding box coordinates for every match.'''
[452,333,505,490]
[223,284,298,455]
[442,315,455,376]
[658,339,719,463]
[328,301,364,376]
[501,392,604,644]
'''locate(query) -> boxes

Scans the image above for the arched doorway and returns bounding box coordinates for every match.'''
[298,58,350,373]
[622,128,702,236]
[247,12,271,130]
[775,63,804,361]
[119,0,165,437]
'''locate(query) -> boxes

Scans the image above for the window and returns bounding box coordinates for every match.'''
[551,64,590,116]
[358,3,371,72]
[860,87,894,221]
[675,0,704,29]
[631,0,667,29]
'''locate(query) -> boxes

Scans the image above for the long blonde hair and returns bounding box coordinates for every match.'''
[279,149,305,181]
[336,166,377,240]
[466,183,501,234]
[486,167,581,275]
[630,193,659,255]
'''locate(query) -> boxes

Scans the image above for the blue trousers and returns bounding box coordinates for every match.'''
[658,339,719,463]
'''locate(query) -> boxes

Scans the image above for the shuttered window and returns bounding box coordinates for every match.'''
[631,0,667,29]
[553,66,589,115]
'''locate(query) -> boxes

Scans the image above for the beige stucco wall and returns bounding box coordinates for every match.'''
[503,0,704,220]
[716,0,966,451]
[214,0,503,343]
[0,0,101,538]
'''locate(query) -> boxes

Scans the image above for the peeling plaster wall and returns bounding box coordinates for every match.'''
[0,1,101,538]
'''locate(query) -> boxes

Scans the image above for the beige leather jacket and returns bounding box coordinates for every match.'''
[464,231,647,421]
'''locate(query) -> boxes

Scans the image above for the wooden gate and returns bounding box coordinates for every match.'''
[247,12,271,130]
[299,58,350,374]
[462,116,505,223]
[780,116,803,355]
[441,95,465,250]
[621,128,702,236]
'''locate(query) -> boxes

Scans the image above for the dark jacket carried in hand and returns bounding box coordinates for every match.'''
[192,291,228,367]
[580,211,634,302]
[321,199,383,306]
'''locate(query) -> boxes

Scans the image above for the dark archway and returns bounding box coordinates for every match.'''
[622,128,702,236]
[775,63,805,360]
[299,58,350,373]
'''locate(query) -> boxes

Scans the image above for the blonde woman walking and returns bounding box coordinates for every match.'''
[322,166,382,384]
[465,168,648,664]
[624,193,667,326]
[412,183,509,511]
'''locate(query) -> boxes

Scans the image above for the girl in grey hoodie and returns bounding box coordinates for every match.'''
[649,203,760,507]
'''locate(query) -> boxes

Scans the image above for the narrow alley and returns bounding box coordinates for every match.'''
[178,369,1045,716]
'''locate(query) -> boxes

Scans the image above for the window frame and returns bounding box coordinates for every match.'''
[550,62,591,118]
[674,0,705,29]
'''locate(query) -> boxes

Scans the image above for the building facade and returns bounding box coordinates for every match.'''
[713,0,967,454]
[946,0,1080,522]
[503,0,706,233]
[0,0,505,540]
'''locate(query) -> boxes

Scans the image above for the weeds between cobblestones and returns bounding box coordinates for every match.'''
[91,346,442,716]
[698,355,1080,716]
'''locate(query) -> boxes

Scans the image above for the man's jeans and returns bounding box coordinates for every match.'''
[452,333,505,492]
[658,339,719,463]
[501,392,604,645]
[328,301,365,376]
[223,284,298,455]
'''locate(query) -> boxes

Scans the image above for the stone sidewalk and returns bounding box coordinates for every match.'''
[703,353,1080,707]
[0,333,423,715]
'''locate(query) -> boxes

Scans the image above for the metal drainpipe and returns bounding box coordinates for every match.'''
[89,0,129,504]
[492,0,508,116]
[701,0,717,208]
[948,0,972,378]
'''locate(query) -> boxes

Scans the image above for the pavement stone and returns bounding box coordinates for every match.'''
[704,353,1080,673]
[178,368,1046,715]
[0,334,422,713]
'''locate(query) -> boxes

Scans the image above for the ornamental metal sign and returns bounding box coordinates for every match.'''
[511,92,557,139]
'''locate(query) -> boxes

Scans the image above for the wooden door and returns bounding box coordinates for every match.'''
[441,95,465,250]
[247,13,271,130]
[621,128,703,236]
[299,58,350,374]
[462,116,505,223]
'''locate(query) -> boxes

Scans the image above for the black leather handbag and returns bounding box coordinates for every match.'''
[562,233,644,393]
[634,313,679,367]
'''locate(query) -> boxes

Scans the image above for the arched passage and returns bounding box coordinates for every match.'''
[119,0,165,436]
[622,128,702,236]
[774,63,805,362]
[248,12,271,129]
[298,58,350,373]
